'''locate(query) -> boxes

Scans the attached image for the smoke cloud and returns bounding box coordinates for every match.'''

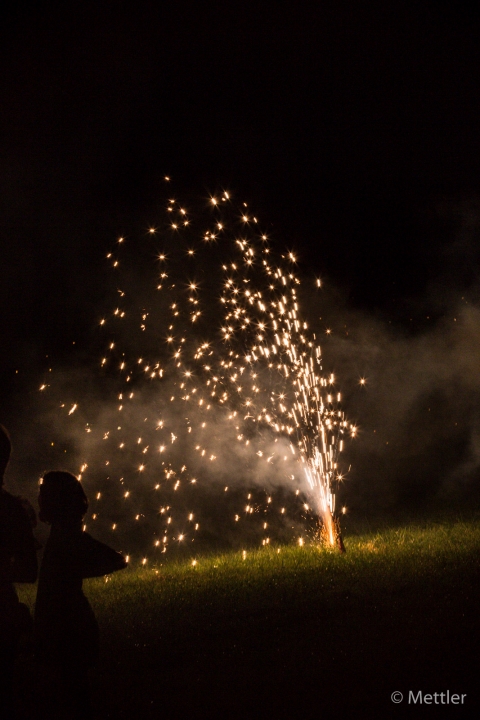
[6,195,480,553]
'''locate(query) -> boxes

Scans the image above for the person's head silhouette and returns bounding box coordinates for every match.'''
[0,424,12,486]
[39,471,88,525]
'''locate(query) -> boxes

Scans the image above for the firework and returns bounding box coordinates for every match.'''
[43,187,357,559]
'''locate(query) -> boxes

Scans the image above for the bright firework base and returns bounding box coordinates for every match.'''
[319,513,346,553]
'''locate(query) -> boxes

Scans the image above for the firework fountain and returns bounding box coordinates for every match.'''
[41,186,357,559]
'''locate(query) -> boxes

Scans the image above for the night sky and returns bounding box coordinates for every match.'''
[2,2,480,515]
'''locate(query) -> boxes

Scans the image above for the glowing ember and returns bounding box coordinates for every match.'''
[42,186,357,559]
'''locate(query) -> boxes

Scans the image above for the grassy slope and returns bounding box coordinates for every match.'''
[18,518,480,718]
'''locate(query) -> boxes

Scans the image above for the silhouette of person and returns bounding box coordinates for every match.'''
[35,471,127,719]
[0,424,38,719]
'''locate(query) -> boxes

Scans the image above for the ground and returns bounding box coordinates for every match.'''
[16,516,480,718]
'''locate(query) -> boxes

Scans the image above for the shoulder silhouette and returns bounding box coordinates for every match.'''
[0,424,38,718]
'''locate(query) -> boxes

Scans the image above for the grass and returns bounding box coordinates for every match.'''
[17,517,480,718]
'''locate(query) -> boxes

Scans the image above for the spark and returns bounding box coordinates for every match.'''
[47,189,356,561]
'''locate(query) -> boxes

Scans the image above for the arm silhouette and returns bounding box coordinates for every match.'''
[2,493,37,583]
[77,533,127,578]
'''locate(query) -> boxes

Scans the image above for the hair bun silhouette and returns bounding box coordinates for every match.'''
[39,471,88,524]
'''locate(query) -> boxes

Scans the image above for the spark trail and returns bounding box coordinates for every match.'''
[42,187,357,560]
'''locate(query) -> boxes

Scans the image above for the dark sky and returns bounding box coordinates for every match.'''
[1,1,480,405]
